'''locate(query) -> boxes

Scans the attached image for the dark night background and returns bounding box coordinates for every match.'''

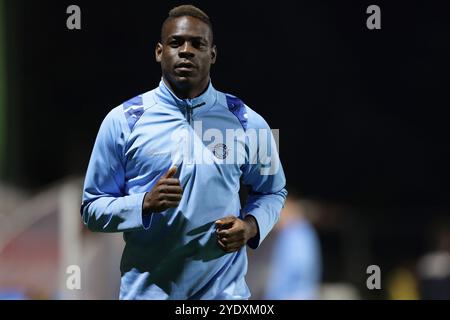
[2,0,450,296]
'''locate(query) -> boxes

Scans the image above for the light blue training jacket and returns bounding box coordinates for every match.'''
[81,79,287,299]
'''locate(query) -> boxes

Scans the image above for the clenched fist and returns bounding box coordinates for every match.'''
[142,166,183,214]
[215,215,258,253]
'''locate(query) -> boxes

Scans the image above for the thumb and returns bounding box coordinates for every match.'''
[215,216,235,228]
[163,166,177,178]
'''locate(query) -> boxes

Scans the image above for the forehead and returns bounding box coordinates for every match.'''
[162,16,212,41]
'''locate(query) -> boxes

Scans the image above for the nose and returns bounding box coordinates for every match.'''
[179,41,195,58]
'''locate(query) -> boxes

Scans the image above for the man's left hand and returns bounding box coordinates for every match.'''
[215,215,258,253]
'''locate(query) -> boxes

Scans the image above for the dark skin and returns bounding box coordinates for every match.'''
[143,16,258,252]
[215,215,258,253]
[155,15,216,99]
[142,166,183,213]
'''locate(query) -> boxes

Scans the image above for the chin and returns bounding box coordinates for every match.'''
[175,74,192,81]
[174,75,196,86]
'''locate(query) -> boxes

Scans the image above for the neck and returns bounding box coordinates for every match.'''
[163,76,210,100]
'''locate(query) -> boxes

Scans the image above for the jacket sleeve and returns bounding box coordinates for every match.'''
[241,110,287,249]
[80,108,151,232]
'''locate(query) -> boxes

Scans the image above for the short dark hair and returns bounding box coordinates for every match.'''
[161,5,214,43]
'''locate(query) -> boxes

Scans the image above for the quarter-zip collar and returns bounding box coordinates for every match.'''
[155,78,217,117]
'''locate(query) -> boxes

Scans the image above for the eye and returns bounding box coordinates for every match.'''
[193,39,207,50]
[169,39,182,47]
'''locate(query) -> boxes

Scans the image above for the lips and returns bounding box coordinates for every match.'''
[175,61,196,69]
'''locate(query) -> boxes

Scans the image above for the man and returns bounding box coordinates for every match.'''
[81,5,287,300]
[245,193,322,300]
[263,195,322,299]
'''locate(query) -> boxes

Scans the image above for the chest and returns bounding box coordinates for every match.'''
[123,106,247,183]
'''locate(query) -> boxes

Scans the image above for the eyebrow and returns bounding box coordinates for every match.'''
[169,35,208,42]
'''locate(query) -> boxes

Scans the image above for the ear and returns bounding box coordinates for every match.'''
[210,45,217,65]
[155,43,163,63]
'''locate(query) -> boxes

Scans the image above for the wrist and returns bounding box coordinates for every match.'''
[142,192,152,215]
[244,215,258,239]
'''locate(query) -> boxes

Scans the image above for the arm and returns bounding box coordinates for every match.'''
[215,111,287,251]
[81,108,149,232]
[240,115,287,249]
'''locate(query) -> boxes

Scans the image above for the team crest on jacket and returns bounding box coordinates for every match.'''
[212,143,228,160]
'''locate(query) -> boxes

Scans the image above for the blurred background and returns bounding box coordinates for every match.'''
[1,0,450,299]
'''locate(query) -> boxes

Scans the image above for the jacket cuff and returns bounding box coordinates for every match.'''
[246,213,261,249]
[139,193,153,230]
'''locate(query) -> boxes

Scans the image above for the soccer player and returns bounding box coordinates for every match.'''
[81,5,287,299]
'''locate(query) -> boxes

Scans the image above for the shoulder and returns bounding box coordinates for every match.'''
[216,89,271,131]
[102,89,157,133]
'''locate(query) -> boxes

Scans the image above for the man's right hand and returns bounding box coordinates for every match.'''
[142,166,183,214]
